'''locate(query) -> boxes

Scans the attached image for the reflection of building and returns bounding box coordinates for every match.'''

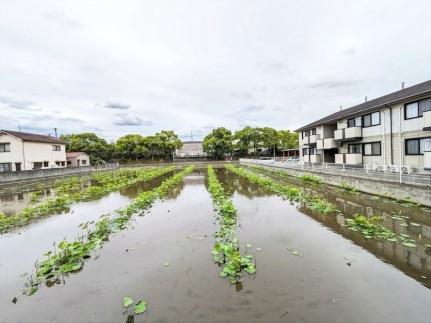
[175,141,207,158]
[66,152,90,167]
[296,80,431,170]
[0,130,67,172]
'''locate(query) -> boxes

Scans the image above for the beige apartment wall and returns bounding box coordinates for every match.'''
[22,142,66,170]
[0,134,25,171]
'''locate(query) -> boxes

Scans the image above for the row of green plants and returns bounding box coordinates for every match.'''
[345,215,418,247]
[240,165,418,246]
[0,166,175,233]
[226,165,336,214]
[26,166,194,296]
[207,166,256,284]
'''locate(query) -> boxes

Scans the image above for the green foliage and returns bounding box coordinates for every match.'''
[0,167,175,234]
[233,126,298,156]
[60,133,113,164]
[226,165,337,214]
[345,214,418,246]
[339,181,357,193]
[207,166,256,284]
[115,134,149,160]
[27,166,194,295]
[203,127,233,159]
[299,173,322,185]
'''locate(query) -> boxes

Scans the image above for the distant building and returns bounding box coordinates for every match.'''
[0,130,67,172]
[66,152,91,167]
[175,141,207,158]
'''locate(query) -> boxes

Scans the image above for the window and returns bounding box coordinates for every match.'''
[405,137,431,155]
[363,142,381,156]
[405,98,431,119]
[362,112,380,127]
[52,145,61,151]
[302,130,310,138]
[348,116,362,128]
[67,161,72,165]
[311,129,316,135]
[82,160,87,165]
[302,148,309,155]
[348,144,362,154]
[61,161,66,166]
[0,163,12,172]
[43,161,49,167]
[0,143,10,152]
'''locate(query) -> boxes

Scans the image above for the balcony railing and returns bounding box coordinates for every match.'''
[334,129,344,141]
[302,136,310,145]
[335,154,345,164]
[309,134,320,144]
[316,139,324,150]
[424,111,431,131]
[323,138,337,149]
[344,127,362,140]
[345,153,363,165]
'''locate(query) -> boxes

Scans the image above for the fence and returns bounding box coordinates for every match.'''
[239,159,431,186]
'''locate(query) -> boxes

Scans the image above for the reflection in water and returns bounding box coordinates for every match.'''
[228,166,431,289]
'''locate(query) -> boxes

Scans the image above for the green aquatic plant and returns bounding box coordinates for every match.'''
[339,181,357,193]
[299,173,322,185]
[226,165,337,214]
[345,214,418,246]
[307,196,337,213]
[26,166,194,295]
[207,166,256,284]
[0,166,176,233]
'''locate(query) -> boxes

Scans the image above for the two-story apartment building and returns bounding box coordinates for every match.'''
[297,80,431,171]
[0,130,67,172]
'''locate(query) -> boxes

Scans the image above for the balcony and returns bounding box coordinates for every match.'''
[323,138,337,149]
[309,134,320,144]
[310,154,321,163]
[335,154,345,164]
[316,139,324,150]
[344,127,362,140]
[302,136,310,145]
[334,129,344,141]
[424,111,431,131]
[345,153,363,165]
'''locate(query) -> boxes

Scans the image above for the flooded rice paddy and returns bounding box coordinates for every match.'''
[0,165,430,323]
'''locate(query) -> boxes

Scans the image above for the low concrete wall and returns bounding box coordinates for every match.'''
[240,161,431,207]
[0,166,93,185]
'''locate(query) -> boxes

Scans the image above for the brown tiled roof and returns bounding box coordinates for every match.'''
[66,152,87,158]
[296,79,431,131]
[0,130,66,144]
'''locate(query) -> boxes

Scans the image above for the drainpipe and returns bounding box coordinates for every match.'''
[22,140,26,171]
[399,106,403,166]
[389,106,393,165]
[381,109,386,165]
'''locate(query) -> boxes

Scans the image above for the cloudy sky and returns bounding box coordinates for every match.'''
[0,0,430,141]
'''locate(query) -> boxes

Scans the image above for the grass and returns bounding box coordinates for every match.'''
[298,173,323,185]
[0,166,176,233]
[25,166,194,295]
[207,166,256,284]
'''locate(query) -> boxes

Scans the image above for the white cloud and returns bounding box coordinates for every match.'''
[0,0,429,140]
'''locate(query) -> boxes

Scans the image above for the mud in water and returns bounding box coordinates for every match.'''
[0,168,430,323]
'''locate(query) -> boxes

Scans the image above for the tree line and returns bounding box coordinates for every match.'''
[60,126,298,163]
[203,126,298,159]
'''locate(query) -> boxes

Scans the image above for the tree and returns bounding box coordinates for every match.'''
[60,133,113,164]
[147,130,182,160]
[203,127,233,159]
[115,134,148,160]
[277,130,298,150]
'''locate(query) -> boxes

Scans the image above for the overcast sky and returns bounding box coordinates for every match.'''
[0,0,430,142]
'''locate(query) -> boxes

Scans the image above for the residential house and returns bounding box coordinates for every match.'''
[66,152,91,167]
[0,130,67,172]
[296,80,431,170]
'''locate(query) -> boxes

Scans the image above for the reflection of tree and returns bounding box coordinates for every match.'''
[214,168,273,198]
